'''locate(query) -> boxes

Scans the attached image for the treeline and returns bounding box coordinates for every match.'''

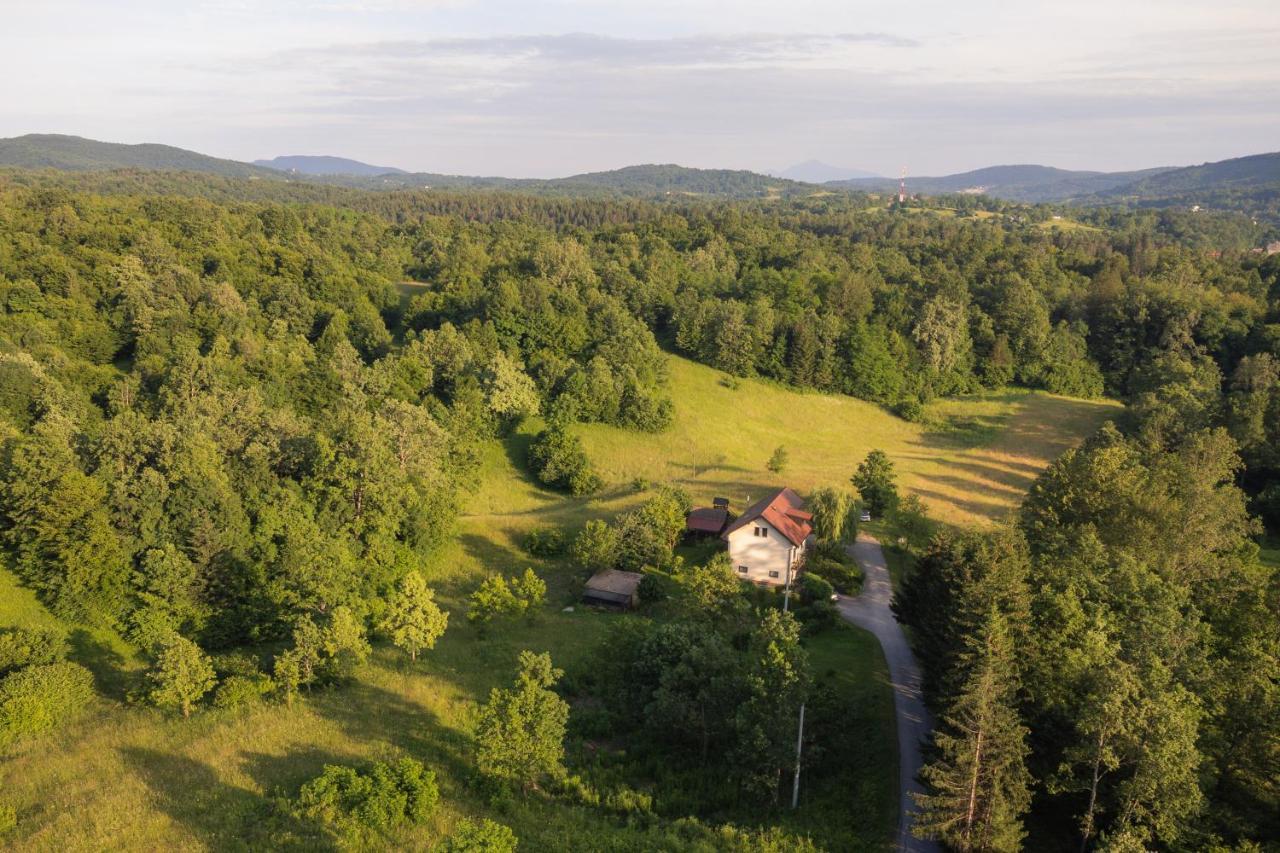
[896,408,1279,847]
[1,173,1278,654]
[0,183,663,649]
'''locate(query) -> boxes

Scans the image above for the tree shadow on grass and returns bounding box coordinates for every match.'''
[239,746,363,801]
[908,485,1016,522]
[67,628,132,700]
[121,747,322,851]
[306,679,476,791]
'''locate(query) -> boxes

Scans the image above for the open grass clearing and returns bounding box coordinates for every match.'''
[0,352,1114,850]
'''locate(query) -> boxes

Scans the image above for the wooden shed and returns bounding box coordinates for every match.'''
[582,569,643,610]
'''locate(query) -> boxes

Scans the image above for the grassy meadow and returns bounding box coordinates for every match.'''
[0,353,1118,850]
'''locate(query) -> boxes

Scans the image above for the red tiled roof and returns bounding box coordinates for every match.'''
[721,487,813,546]
[686,507,729,534]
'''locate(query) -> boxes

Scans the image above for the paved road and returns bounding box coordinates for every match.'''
[837,534,939,853]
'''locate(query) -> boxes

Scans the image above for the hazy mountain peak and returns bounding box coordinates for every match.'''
[773,160,882,183]
[254,155,407,176]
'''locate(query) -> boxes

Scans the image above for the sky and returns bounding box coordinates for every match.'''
[2,0,1278,178]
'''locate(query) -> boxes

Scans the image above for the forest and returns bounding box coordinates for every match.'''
[0,169,1277,850]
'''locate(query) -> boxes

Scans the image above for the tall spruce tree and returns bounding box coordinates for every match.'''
[914,607,1032,852]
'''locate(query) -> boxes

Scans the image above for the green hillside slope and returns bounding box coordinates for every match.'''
[0,134,284,178]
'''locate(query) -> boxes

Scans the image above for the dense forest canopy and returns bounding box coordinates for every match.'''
[0,170,1277,848]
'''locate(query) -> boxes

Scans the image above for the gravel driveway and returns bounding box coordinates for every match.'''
[837,534,939,853]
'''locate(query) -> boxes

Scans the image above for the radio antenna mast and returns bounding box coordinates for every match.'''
[898,167,907,204]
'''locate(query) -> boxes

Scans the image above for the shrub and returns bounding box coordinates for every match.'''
[468,569,546,628]
[799,573,835,605]
[468,575,518,626]
[212,674,272,711]
[294,758,438,840]
[0,627,67,676]
[440,818,518,852]
[805,556,863,596]
[211,651,265,679]
[766,445,788,474]
[527,422,600,495]
[147,635,217,718]
[620,386,673,433]
[569,520,619,572]
[893,398,925,423]
[637,572,669,604]
[0,662,94,748]
[523,527,565,557]
[615,487,690,571]
[810,539,850,564]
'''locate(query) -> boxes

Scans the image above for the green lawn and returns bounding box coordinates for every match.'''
[0,353,1115,850]
[448,355,1118,591]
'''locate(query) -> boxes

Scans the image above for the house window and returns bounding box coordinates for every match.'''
[768,570,780,579]
[737,565,749,574]
[754,526,767,537]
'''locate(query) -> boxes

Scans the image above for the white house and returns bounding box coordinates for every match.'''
[722,487,814,587]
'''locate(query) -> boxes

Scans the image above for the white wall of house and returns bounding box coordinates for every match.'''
[725,520,806,586]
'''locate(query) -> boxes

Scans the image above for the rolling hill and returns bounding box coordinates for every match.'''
[328,163,814,198]
[0,134,282,179]
[253,154,406,176]
[1088,152,1280,220]
[772,160,882,183]
[831,163,1176,202]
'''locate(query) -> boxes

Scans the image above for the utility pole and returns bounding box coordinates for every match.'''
[791,701,805,808]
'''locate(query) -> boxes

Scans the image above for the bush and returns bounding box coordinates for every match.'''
[527,422,601,495]
[468,569,546,627]
[810,539,850,564]
[294,758,438,839]
[637,572,670,603]
[798,573,835,605]
[805,556,863,596]
[523,527,565,557]
[212,674,273,711]
[569,520,620,572]
[440,818,518,852]
[0,627,67,676]
[794,574,838,633]
[893,398,925,423]
[0,662,94,748]
[211,651,265,679]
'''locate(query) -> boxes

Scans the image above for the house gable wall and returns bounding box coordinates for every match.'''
[726,520,801,585]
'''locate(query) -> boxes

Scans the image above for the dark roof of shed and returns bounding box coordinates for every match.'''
[686,507,729,533]
[721,487,813,546]
[584,569,643,596]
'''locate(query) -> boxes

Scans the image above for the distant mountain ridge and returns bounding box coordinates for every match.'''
[318,163,811,198]
[254,155,406,176]
[1091,152,1280,200]
[830,163,1179,203]
[0,134,281,179]
[772,160,882,183]
[1,134,1276,214]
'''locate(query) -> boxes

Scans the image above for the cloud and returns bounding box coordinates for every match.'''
[4,2,1278,175]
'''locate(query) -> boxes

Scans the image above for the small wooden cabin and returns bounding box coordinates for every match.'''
[583,569,643,609]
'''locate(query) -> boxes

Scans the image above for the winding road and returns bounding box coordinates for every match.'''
[837,534,939,853]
